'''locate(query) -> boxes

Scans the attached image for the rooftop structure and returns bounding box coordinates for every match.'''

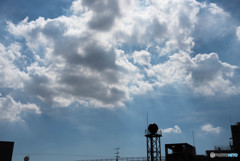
[0,141,14,161]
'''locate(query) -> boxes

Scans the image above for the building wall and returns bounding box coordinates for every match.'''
[231,123,240,153]
[0,141,14,161]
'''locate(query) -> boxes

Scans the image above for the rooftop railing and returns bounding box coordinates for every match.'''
[145,129,162,136]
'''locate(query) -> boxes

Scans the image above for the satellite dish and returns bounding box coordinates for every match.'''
[24,156,29,161]
[148,123,158,134]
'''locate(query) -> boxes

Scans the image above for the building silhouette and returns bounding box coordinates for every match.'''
[231,122,240,154]
[6,121,234,161]
[164,122,240,161]
[0,141,14,161]
[78,122,239,161]
[205,122,240,161]
[165,143,196,161]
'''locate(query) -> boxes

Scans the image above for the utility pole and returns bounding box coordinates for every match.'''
[114,147,120,161]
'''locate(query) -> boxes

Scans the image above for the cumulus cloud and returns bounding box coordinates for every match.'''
[237,26,240,40]
[2,0,240,110]
[187,53,238,95]
[0,95,41,122]
[162,125,182,134]
[133,50,151,66]
[71,0,120,31]
[201,123,221,134]
[7,15,142,108]
[112,0,200,54]
[207,3,229,17]
[0,43,28,89]
[147,52,239,96]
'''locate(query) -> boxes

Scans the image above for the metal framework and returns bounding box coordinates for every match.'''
[145,129,162,161]
[76,156,165,161]
[76,156,148,161]
[115,148,120,161]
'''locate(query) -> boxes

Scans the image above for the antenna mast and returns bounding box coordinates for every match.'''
[192,131,195,147]
[229,115,232,125]
[147,113,149,128]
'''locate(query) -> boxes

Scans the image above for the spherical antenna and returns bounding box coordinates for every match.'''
[148,123,158,134]
[24,156,29,161]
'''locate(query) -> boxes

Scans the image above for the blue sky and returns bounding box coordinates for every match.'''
[0,0,240,161]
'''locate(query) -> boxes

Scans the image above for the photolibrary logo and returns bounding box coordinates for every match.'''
[210,152,238,158]
[210,152,216,158]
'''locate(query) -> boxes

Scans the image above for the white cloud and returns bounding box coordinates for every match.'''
[162,125,182,134]
[187,53,239,95]
[7,15,142,108]
[236,26,240,40]
[0,43,29,89]
[70,0,85,14]
[0,95,41,122]
[194,2,230,39]
[133,50,151,66]
[2,0,240,110]
[113,0,200,55]
[208,3,229,17]
[201,123,221,134]
[70,0,121,31]
[147,52,239,96]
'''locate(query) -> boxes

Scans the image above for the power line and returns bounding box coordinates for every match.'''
[13,152,113,158]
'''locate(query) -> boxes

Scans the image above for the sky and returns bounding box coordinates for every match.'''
[0,0,240,161]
